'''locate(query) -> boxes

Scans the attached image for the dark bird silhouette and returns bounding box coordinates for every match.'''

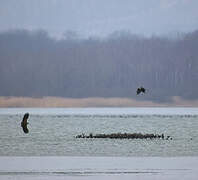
[21,113,29,133]
[136,87,146,95]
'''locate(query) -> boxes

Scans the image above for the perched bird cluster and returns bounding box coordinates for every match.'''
[76,133,169,139]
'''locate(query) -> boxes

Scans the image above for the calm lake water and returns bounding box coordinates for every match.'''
[0,108,198,156]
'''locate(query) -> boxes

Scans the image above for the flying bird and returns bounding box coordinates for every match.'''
[136,87,146,95]
[21,113,29,133]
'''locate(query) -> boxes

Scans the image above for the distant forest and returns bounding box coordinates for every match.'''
[0,30,198,103]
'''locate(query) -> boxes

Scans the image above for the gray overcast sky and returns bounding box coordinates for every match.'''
[0,0,198,38]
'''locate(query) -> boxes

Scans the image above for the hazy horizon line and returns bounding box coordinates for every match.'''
[0,28,194,40]
[0,96,198,108]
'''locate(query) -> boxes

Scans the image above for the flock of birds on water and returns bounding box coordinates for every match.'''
[21,87,147,134]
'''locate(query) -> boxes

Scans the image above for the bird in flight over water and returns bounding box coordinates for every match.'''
[136,87,146,95]
[21,113,29,133]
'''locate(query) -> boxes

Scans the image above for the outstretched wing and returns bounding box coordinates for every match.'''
[21,113,29,134]
[22,125,29,133]
[22,113,29,123]
[136,88,141,95]
[141,87,146,93]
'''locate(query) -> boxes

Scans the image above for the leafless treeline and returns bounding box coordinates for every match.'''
[0,30,198,102]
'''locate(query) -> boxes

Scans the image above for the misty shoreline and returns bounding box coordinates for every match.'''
[1,30,198,104]
[1,96,198,107]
